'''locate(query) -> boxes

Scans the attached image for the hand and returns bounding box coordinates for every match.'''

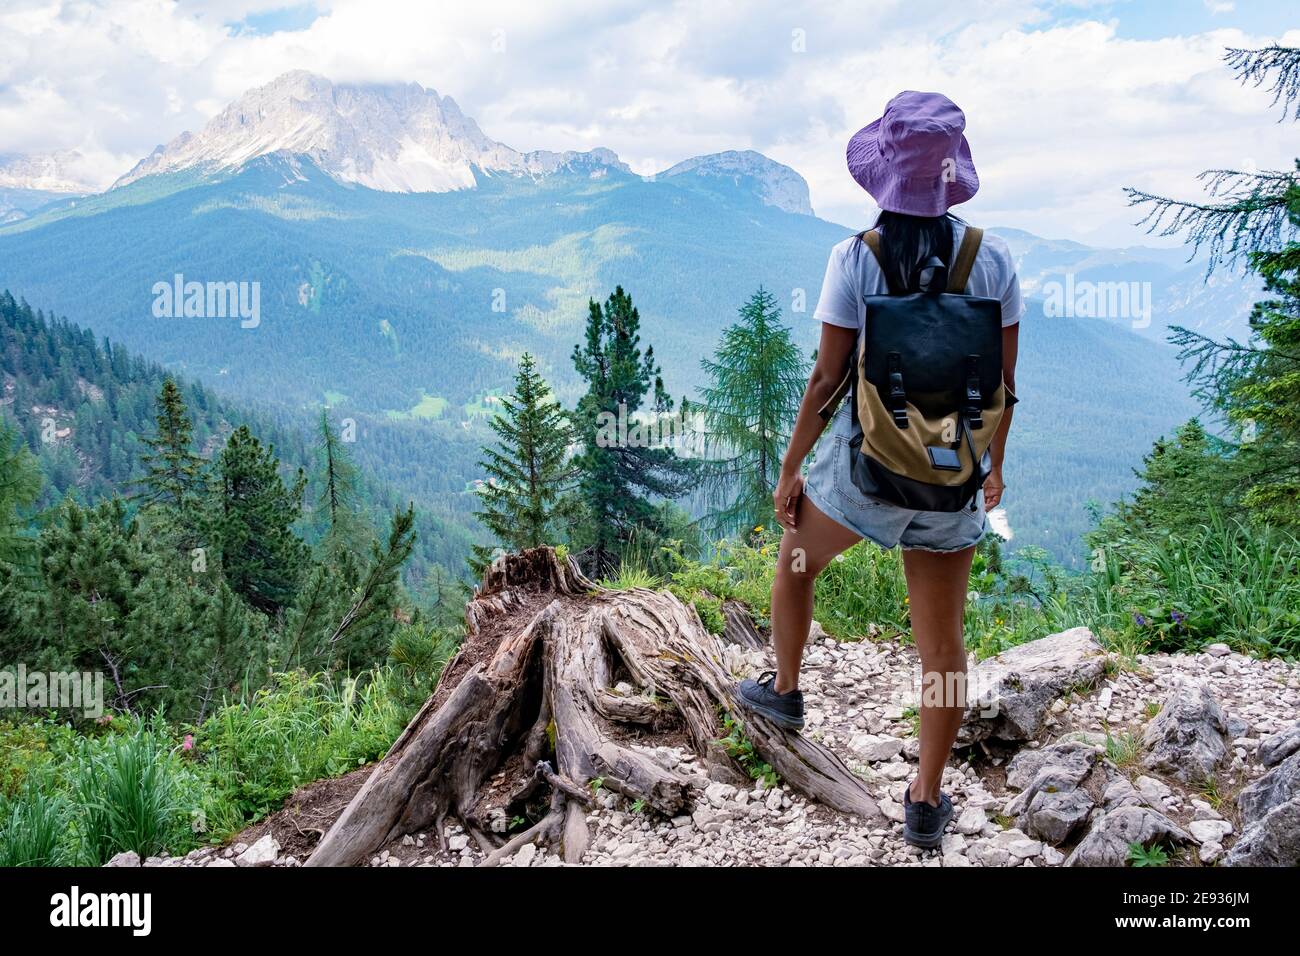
[773,469,804,530]
[984,467,1006,510]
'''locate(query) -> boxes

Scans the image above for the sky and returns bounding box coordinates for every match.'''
[0,0,1295,246]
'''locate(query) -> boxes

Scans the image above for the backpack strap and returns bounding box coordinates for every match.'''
[859,229,901,294]
[947,225,983,293]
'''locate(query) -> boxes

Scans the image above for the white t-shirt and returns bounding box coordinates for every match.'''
[813,221,1024,330]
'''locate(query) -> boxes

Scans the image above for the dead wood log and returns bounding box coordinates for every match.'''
[306,547,880,867]
[722,599,766,649]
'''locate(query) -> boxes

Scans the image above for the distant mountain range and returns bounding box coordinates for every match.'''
[0,150,109,223]
[0,71,1234,565]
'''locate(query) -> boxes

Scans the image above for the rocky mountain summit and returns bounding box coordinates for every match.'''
[114,71,630,193]
[658,149,814,215]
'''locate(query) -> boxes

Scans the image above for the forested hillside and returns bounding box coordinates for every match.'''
[0,292,479,588]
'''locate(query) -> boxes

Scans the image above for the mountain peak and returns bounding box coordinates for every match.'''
[658,149,813,215]
[114,71,626,193]
[0,150,108,194]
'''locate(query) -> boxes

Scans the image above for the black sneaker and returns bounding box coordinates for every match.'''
[736,671,805,730]
[903,785,954,849]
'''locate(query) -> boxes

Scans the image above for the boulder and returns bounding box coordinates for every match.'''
[1005,740,1101,845]
[1257,721,1300,769]
[1006,739,1098,793]
[957,627,1107,745]
[103,850,141,868]
[1140,680,1228,784]
[1187,819,1233,844]
[849,734,906,762]
[1102,777,1144,809]
[234,834,280,867]
[1063,806,1192,867]
[1224,796,1300,867]
[1015,789,1096,846]
[1237,749,1300,827]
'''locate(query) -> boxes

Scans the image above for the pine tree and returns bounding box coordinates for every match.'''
[697,288,809,537]
[208,425,308,615]
[312,408,364,548]
[1126,46,1300,526]
[323,504,416,669]
[0,414,41,569]
[473,353,574,567]
[132,377,205,512]
[570,286,694,571]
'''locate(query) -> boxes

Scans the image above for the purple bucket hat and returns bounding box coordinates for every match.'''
[846,91,979,216]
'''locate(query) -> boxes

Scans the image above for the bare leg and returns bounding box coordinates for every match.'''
[769,497,862,693]
[902,545,975,806]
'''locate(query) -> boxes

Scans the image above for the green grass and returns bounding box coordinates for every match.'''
[0,636,456,866]
[385,391,448,421]
[1104,727,1143,769]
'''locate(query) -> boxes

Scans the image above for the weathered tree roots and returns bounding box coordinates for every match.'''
[306,547,881,867]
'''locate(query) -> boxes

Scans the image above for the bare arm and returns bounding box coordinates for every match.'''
[984,321,1019,509]
[774,323,858,529]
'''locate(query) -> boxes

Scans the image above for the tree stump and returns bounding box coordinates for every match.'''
[306,547,880,867]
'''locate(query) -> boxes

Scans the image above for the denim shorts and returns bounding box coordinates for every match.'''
[803,406,987,553]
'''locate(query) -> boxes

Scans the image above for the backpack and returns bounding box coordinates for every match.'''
[817,225,1016,513]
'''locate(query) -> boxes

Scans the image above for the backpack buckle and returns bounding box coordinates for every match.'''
[887,352,908,429]
[964,355,983,430]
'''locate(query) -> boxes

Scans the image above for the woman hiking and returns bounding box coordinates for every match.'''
[735,91,1024,849]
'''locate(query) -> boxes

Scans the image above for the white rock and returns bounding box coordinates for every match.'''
[235,834,279,867]
[850,734,906,762]
[1187,819,1233,844]
[512,843,538,867]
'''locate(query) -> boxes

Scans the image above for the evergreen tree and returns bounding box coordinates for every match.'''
[131,377,205,512]
[1126,45,1300,527]
[312,408,364,548]
[570,286,694,571]
[0,414,41,569]
[208,425,308,615]
[191,580,268,722]
[473,353,574,567]
[322,504,416,669]
[697,288,809,537]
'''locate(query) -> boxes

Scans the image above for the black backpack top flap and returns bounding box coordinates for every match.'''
[861,291,1003,409]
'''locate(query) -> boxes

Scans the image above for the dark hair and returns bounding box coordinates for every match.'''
[870,210,959,293]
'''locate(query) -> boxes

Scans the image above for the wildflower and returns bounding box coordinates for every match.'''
[1134,613,1147,627]
[967,591,979,602]
[753,525,764,534]
[182,734,194,751]
[1170,609,1185,624]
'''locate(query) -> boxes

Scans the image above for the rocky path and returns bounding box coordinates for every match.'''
[121,627,1300,869]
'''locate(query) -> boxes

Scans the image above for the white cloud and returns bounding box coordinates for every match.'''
[0,0,1294,244]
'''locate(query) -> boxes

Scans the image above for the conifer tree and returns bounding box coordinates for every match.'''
[209,425,308,615]
[312,408,364,548]
[132,377,205,512]
[473,353,574,567]
[0,415,41,569]
[1126,45,1300,526]
[570,287,694,571]
[697,288,809,537]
